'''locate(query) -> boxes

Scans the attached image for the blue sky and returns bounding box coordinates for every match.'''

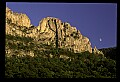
[6,2,117,49]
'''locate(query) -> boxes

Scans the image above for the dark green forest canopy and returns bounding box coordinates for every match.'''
[98,47,116,60]
[5,53,116,78]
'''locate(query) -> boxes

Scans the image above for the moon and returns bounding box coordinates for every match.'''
[100,38,102,42]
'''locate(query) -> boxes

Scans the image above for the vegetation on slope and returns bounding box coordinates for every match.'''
[5,34,116,78]
[99,47,116,60]
[5,52,116,78]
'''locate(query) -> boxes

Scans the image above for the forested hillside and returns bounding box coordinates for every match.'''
[5,34,116,78]
[99,47,116,60]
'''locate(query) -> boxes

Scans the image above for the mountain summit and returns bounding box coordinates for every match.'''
[6,7,103,57]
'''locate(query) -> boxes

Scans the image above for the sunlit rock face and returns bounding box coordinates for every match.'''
[6,7,31,28]
[6,7,94,55]
[36,17,93,53]
[93,46,104,56]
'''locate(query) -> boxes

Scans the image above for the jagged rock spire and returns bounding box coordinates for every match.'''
[6,6,32,28]
[93,46,104,56]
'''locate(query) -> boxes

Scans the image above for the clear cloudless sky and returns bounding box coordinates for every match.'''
[6,2,117,49]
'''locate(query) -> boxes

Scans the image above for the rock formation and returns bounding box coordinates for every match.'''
[6,7,32,28]
[93,46,104,56]
[36,17,93,53]
[6,7,103,57]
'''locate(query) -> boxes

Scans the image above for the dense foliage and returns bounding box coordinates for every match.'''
[5,34,116,78]
[99,47,116,60]
[5,51,116,78]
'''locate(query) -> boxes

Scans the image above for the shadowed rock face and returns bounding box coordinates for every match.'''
[6,7,94,54]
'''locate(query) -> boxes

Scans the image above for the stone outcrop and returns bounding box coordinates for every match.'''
[93,46,104,56]
[36,17,92,53]
[6,7,103,56]
[6,7,32,28]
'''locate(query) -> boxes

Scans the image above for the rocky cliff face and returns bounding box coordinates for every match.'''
[6,7,32,28]
[36,17,92,53]
[6,7,103,55]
